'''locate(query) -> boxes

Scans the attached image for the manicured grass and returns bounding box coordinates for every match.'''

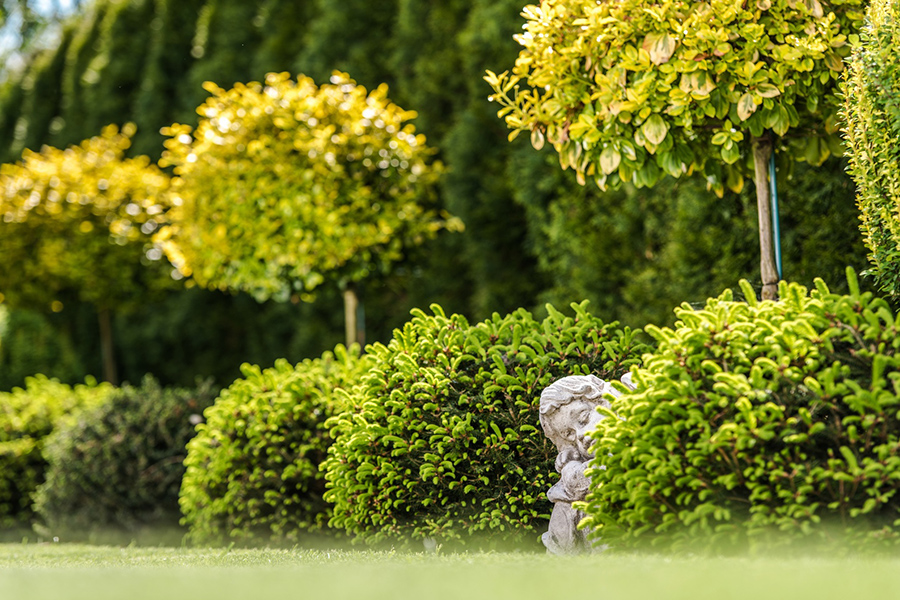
[2,544,900,600]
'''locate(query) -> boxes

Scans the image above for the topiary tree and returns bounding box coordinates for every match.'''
[158,71,459,347]
[582,270,900,553]
[33,376,217,543]
[323,301,645,549]
[487,0,865,299]
[0,375,113,531]
[179,345,370,546]
[843,0,900,298]
[0,123,173,383]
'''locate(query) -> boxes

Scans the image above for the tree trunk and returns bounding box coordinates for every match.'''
[751,136,779,301]
[98,307,118,385]
[342,282,365,348]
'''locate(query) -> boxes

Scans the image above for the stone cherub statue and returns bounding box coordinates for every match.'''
[538,373,634,554]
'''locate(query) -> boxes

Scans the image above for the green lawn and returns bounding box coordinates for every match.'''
[3,544,900,600]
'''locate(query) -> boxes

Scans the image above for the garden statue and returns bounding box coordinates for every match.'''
[538,373,634,554]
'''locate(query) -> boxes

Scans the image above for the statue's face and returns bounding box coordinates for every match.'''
[544,399,604,460]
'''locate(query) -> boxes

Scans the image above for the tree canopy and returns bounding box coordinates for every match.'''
[488,0,865,298]
[487,0,863,194]
[0,123,171,311]
[158,72,458,344]
[0,123,173,382]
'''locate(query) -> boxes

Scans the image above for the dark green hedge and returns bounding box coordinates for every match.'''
[583,271,900,553]
[323,302,645,548]
[179,346,370,546]
[0,376,112,530]
[33,377,216,542]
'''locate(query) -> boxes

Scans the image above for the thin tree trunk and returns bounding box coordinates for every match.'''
[752,136,779,301]
[98,307,118,385]
[342,282,365,348]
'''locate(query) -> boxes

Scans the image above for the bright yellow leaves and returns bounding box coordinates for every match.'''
[486,0,864,195]
[0,124,173,311]
[159,72,455,302]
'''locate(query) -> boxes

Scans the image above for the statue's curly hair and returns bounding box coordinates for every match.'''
[538,375,610,431]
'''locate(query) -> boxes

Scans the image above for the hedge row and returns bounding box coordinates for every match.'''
[0,376,113,530]
[323,302,643,548]
[8,274,900,553]
[179,346,371,546]
[584,270,900,553]
[34,377,217,542]
[844,0,900,297]
[177,303,644,548]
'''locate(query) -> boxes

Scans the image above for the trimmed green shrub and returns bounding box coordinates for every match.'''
[323,302,645,548]
[583,271,900,553]
[843,0,900,297]
[33,377,216,541]
[179,346,370,546]
[0,376,112,529]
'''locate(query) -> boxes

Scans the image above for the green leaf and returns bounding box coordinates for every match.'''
[642,32,677,65]
[599,146,622,174]
[641,114,668,146]
[737,93,756,121]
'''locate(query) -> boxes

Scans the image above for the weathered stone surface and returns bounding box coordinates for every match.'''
[538,373,633,554]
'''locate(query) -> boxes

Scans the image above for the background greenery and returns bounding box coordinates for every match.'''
[0,0,872,390]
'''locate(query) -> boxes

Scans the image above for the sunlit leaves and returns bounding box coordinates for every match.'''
[159,71,454,302]
[843,0,900,297]
[486,0,865,194]
[582,274,900,552]
[0,124,173,311]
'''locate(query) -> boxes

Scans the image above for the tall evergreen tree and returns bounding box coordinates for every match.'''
[9,27,73,158]
[82,0,155,137]
[52,1,110,148]
[297,0,398,89]
[250,0,316,77]
[131,0,207,158]
[179,0,262,113]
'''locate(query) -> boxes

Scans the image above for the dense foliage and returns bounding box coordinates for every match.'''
[0,376,112,529]
[518,153,870,328]
[0,123,172,312]
[159,71,452,303]
[323,302,645,548]
[0,305,83,391]
[33,377,216,541]
[0,0,874,387]
[488,0,863,194]
[583,271,900,553]
[180,346,370,546]
[843,0,900,297]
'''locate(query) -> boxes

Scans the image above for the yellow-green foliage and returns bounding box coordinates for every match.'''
[179,346,372,546]
[582,271,900,553]
[487,0,864,195]
[0,124,173,311]
[158,71,457,302]
[0,376,113,529]
[323,302,645,548]
[843,0,900,296]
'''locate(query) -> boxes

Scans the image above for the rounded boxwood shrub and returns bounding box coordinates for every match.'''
[0,376,112,530]
[844,0,900,297]
[583,270,900,553]
[323,302,645,548]
[179,345,370,546]
[33,376,217,542]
